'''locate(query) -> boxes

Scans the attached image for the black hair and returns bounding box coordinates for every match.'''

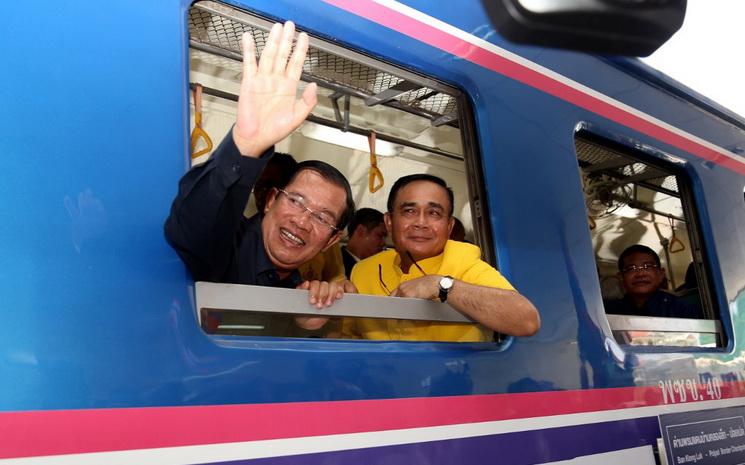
[346,207,384,236]
[617,244,661,271]
[254,153,298,213]
[386,173,454,216]
[266,152,298,188]
[290,160,355,231]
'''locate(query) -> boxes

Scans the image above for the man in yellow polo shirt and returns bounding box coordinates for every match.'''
[342,174,540,342]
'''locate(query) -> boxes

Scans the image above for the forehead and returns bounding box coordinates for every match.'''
[393,180,450,208]
[623,251,657,266]
[286,170,346,213]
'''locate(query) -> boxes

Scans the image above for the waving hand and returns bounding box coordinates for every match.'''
[232,22,318,157]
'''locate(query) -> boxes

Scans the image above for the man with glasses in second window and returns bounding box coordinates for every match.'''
[165,22,355,333]
[605,244,700,318]
[341,174,540,342]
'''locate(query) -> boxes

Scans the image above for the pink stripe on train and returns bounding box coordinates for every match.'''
[321,0,745,175]
[2,382,744,459]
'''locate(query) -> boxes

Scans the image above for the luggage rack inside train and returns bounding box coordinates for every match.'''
[188,0,462,136]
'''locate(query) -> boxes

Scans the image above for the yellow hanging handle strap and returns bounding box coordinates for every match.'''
[191,84,213,159]
[368,131,384,193]
[668,217,685,253]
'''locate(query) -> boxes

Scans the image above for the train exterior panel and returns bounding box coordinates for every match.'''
[1,0,744,463]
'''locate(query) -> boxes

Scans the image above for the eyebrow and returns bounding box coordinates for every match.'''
[289,191,338,219]
[398,201,445,211]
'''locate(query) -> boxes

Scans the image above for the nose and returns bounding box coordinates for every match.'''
[292,209,313,230]
[413,210,428,228]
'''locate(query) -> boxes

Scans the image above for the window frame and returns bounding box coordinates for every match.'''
[187,0,500,342]
[574,128,727,349]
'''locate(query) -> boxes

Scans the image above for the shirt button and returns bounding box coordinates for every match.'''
[231,163,241,173]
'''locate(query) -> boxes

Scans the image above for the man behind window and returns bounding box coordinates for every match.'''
[605,244,700,319]
[165,22,355,332]
[341,208,387,278]
[342,174,540,342]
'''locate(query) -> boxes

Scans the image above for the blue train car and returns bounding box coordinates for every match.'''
[1,1,744,464]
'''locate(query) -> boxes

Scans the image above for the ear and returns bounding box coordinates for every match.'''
[384,212,393,234]
[264,187,279,214]
[321,230,342,252]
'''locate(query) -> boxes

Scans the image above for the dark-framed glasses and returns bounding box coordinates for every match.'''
[621,263,660,274]
[276,188,339,233]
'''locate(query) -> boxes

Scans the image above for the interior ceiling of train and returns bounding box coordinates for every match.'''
[187,0,464,162]
[576,137,684,222]
[186,0,476,236]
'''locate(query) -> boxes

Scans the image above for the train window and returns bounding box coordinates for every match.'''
[185,1,494,341]
[575,131,724,348]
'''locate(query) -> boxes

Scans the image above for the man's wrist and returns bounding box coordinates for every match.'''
[232,126,268,158]
[438,275,455,302]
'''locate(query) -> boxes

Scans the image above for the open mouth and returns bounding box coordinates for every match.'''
[280,228,305,247]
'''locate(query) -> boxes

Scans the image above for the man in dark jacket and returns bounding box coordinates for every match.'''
[165,22,355,332]
[605,245,700,319]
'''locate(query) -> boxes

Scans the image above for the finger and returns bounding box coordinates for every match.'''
[241,32,257,79]
[296,280,310,290]
[292,82,318,127]
[328,282,344,304]
[286,31,309,81]
[390,286,401,297]
[317,281,331,308]
[258,23,281,75]
[343,280,358,293]
[272,21,295,75]
[307,280,321,305]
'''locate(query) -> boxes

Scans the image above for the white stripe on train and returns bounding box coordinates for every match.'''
[370,0,744,165]
[2,397,740,465]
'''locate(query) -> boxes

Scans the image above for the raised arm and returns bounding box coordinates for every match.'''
[164,22,318,280]
[391,276,540,337]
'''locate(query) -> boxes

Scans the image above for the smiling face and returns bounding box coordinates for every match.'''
[261,169,345,275]
[385,180,454,270]
[618,251,666,302]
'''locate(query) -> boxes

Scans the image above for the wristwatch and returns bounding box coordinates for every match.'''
[438,275,455,302]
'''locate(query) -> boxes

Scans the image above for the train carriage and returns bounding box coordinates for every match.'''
[1,1,744,464]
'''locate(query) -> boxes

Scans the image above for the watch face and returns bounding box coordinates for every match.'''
[440,276,454,290]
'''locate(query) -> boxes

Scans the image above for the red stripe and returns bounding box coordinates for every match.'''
[2,382,745,459]
[321,0,745,175]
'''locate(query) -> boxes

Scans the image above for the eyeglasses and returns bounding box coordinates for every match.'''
[621,263,660,274]
[378,251,427,296]
[276,188,339,233]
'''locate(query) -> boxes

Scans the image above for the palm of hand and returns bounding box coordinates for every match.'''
[234,75,304,154]
[231,24,317,157]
